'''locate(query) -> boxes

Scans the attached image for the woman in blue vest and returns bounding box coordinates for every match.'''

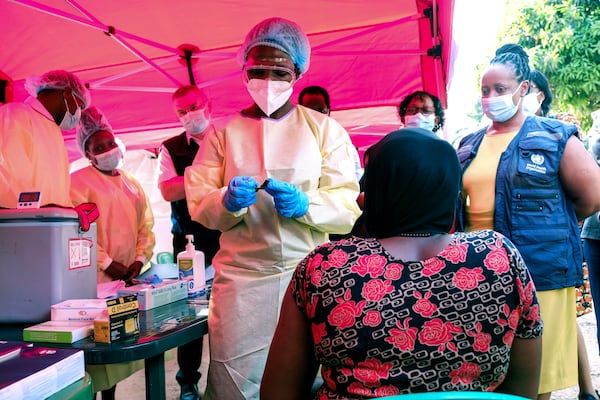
[456,43,600,400]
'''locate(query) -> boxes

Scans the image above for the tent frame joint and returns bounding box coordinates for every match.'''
[427,45,442,58]
[105,25,116,36]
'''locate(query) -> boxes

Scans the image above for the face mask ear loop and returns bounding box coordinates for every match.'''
[514,81,526,99]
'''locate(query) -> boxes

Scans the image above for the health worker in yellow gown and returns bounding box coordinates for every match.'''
[69,106,154,399]
[0,69,90,208]
[70,106,155,285]
[184,17,361,400]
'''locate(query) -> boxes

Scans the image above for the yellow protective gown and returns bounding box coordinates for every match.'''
[70,166,155,284]
[0,98,72,208]
[70,165,155,392]
[185,105,361,399]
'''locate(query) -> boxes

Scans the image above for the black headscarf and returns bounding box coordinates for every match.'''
[364,128,461,239]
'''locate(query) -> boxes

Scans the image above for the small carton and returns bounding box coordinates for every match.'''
[117,279,188,310]
[51,299,108,321]
[23,320,94,343]
[93,295,140,344]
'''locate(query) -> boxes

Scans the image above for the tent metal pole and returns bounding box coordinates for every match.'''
[11,0,178,53]
[311,15,419,51]
[89,57,177,87]
[10,0,182,87]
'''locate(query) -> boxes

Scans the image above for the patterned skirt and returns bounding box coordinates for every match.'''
[576,262,594,317]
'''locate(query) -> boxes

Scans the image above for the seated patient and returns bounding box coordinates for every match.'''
[261,128,543,399]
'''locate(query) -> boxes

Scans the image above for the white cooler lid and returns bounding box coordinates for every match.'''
[0,207,79,221]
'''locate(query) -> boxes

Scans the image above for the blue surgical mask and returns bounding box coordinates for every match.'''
[59,93,81,131]
[481,84,523,122]
[404,112,436,131]
[522,92,541,116]
[93,147,122,172]
[180,108,209,134]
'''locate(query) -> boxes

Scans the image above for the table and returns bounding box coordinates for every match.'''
[47,373,93,400]
[0,298,208,400]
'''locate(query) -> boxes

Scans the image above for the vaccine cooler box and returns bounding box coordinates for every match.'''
[0,207,97,323]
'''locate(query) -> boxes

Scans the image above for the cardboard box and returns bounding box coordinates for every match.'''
[51,299,108,321]
[93,295,139,344]
[117,279,187,310]
[23,321,94,343]
[0,343,84,400]
[0,341,23,363]
[138,298,190,335]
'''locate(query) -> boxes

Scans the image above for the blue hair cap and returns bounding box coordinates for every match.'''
[24,69,90,109]
[240,17,311,77]
[76,106,113,155]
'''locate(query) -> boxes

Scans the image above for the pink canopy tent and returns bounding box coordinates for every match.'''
[1,0,455,161]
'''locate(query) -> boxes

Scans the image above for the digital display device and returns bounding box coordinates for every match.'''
[17,191,41,209]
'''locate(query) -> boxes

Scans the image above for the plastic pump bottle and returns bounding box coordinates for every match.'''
[177,234,205,297]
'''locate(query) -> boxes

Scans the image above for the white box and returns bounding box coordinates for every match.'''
[117,279,187,310]
[0,344,84,400]
[51,299,108,321]
[0,208,97,323]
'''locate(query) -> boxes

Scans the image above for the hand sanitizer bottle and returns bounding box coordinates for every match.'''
[177,234,205,297]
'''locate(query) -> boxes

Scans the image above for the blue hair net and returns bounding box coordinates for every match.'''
[76,106,113,154]
[24,69,90,109]
[240,17,310,77]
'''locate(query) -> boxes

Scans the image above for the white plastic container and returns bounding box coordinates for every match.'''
[176,234,205,297]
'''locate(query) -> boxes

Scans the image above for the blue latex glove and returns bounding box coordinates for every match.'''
[223,176,259,212]
[265,178,309,218]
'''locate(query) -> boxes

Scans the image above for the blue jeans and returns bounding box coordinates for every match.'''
[583,238,600,354]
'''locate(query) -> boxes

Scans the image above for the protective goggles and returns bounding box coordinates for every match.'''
[243,65,296,82]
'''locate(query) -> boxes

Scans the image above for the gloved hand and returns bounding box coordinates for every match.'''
[223,176,259,211]
[105,261,131,281]
[127,261,143,281]
[265,178,309,218]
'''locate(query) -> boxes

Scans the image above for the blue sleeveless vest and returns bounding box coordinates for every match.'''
[456,116,582,290]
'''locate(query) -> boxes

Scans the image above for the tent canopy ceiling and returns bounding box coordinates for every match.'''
[1,0,455,160]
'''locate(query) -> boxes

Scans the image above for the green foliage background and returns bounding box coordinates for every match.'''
[502,0,600,132]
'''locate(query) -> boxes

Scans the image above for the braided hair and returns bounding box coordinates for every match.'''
[490,43,531,83]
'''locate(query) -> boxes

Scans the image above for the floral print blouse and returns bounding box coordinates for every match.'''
[291,230,543,399]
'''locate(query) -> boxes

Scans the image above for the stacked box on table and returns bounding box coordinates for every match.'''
[94,295,140,343]
[138,299,190,336]
[23,320,94,343]
[51,298,108,321]
[0,341,22,363]
[117,279,188,310]
[0,341,84,400]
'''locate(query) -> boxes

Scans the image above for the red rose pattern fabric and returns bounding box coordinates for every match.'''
[292,230,543,399]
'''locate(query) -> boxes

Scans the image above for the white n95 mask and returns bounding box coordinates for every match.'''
[245,79,294,116]
[404,113,436,131]
[94,147,122,172]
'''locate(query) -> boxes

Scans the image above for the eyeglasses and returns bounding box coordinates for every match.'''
[406,106,434,115]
